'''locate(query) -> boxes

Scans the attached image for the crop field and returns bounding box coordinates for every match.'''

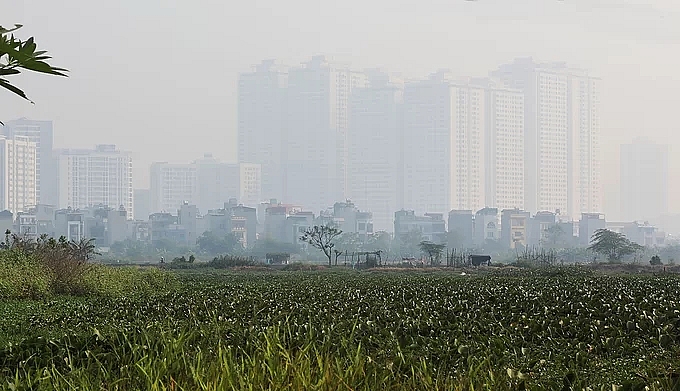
[1,268,680,390]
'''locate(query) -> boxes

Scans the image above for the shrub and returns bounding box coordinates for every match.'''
[0,249,51,299]
[1,233,96,295]
[208,255,257,269]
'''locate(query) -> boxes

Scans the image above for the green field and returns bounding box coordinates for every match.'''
[1,268,680,390]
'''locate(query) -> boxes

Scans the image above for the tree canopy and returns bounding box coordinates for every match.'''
[419,240,446,266]
[588,229,643,262]
[0,24,68,107]
[196,231,241,255]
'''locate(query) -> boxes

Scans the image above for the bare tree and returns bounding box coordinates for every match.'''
[300,225,343,266]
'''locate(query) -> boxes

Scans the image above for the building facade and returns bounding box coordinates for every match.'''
[448,209,474,248]
[0,136,37,213]
[194,154,262,211]
[492,58,601,219]
[57,145,134,219]
[347,71,402,232]
[284,56,368,213]
[483,81,525,211]
[500,208,531,249]
[578,213,606,246]
[238,60,287,201]
[2,118,57,205]
[150,162,198,214]
[474,207,499,246]
[394,210,446,244]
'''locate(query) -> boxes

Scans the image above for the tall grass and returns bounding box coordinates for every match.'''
[3,323,675,391]
[1,324,495,391]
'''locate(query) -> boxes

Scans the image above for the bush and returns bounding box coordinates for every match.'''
[1,233,96,295]
[0,249,51,299]
[208,255,257,269]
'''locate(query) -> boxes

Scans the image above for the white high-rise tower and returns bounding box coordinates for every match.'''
[0,136,37,213]
[492,58,601,219]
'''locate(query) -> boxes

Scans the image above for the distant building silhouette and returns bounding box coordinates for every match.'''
[347,70,402,232]
[238,60,287,201]
[620,139,668,222]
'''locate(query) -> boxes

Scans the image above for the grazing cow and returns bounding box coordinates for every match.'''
[469,255,491,267]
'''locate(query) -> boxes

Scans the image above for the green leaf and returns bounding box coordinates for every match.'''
[0,25,23,34]
[0,78,33,103]
[0,68,20,76]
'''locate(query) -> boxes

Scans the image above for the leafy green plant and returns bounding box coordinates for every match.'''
[1,269,680,389]
[0,248,51,299]
[0,24,68,107]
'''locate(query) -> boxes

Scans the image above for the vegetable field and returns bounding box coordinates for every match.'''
[1,268,680,390]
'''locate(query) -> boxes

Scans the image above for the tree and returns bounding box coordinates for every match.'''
[0,24,68,108]
[196,231,241,255]
[299,225,342,266]
[397,229,424,258]
[248,238,299,259]
[588,229,643,262]
[364,231,392,256]
[419,240,446,266]
[336,232,362,253]
[650,255,663,266]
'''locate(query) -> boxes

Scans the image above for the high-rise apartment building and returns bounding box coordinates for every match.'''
[150,162,198,214]
[284,56,367,213]
[400,73,525,218]
[620,139,668,222]
[492,58,601,219]
[450,81,487,212]
[57,145,133,219]
[0,136,37,213]
[151,158,261,214]
[401,72,487,217]
[2,118,57,206]
[481,80,525,211]
[195,154,262,211]
[347,71,403,232]
[238,60,287,201]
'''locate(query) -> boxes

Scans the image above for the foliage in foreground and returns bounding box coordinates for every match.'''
[0,24,67,106]
[1,269,680,389]
[0,232,177,299]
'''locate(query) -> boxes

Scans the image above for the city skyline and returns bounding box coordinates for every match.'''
[4,1,680,224]
[0,54,671,233]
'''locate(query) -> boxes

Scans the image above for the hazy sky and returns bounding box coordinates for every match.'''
[3,0,680,219]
